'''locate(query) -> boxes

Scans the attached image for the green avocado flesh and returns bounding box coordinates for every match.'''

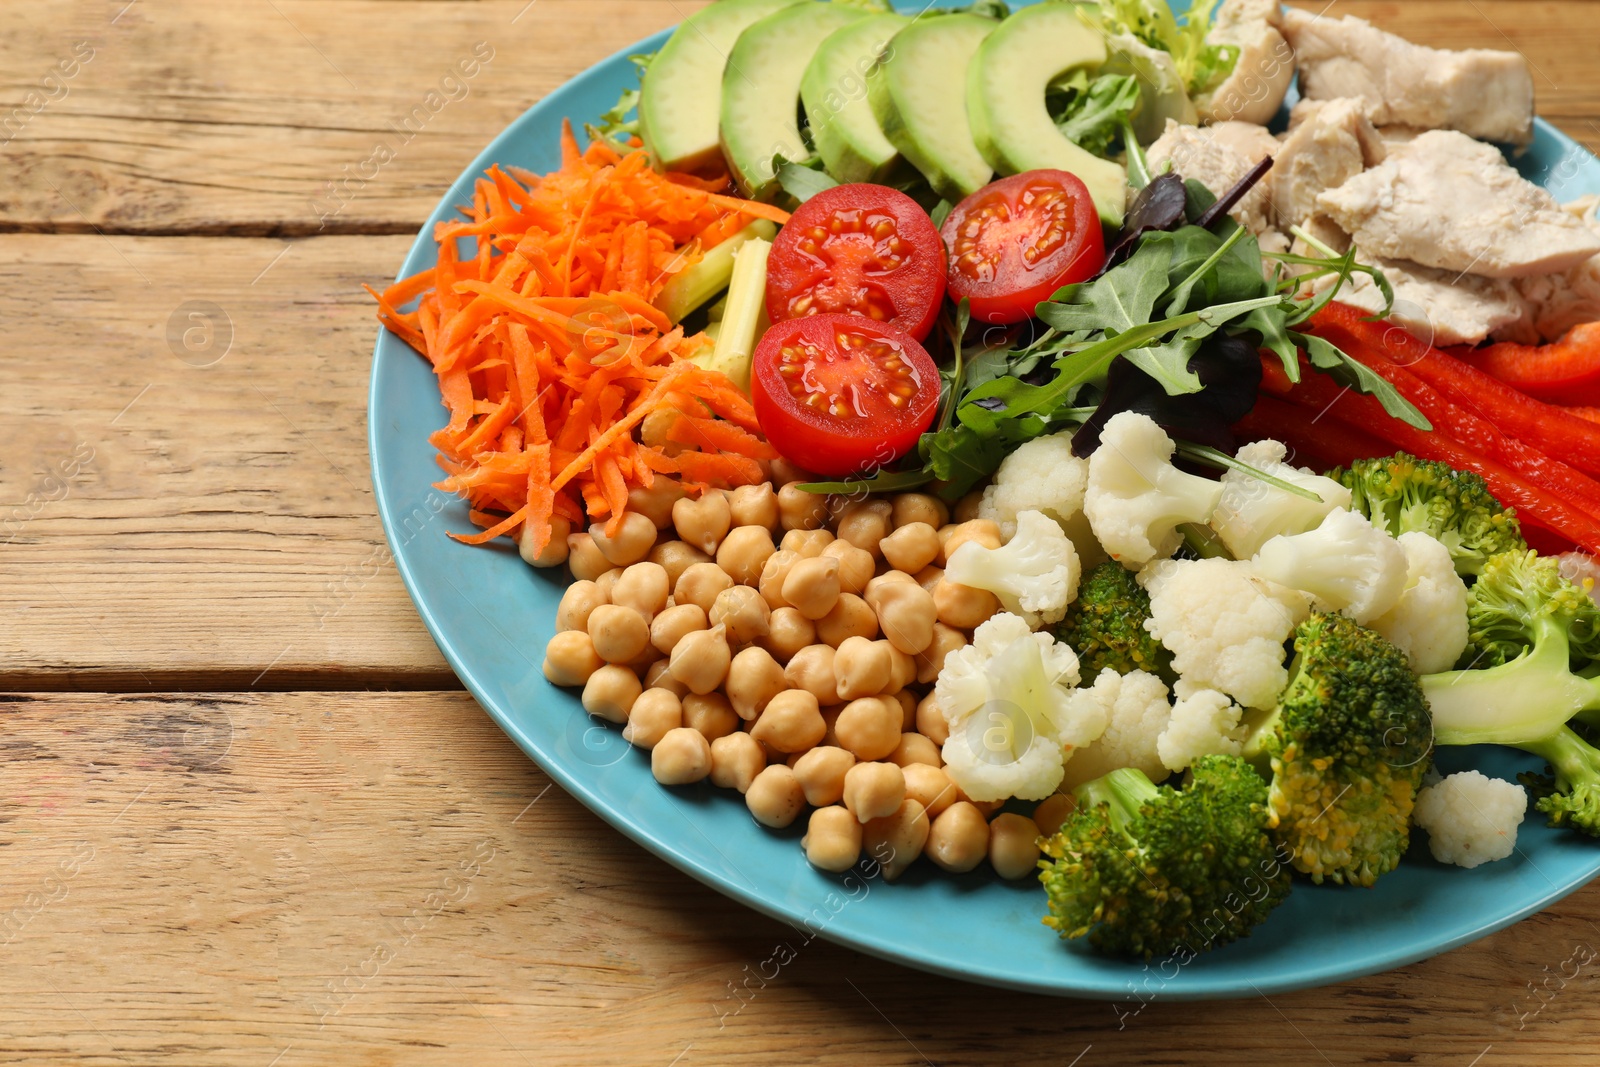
[639,0,809,175]
[868,13,997,204]
[966,2,1128,224]
[801,13,911,185]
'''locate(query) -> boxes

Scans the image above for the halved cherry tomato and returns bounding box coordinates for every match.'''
[940,169,1106,325]
[765,184,947,342]
[750,314,939,477]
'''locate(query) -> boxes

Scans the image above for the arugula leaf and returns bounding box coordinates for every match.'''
[1241,303,1300,381]
[585,53,653,154]
[1299,333,1432,430]
[776,160,839,204]
[930,199,954,229]
[1038,240,1173,334]
[1049,72,1141,157]
[1175,442,1325,502]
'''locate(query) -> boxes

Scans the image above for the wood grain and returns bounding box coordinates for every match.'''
[0,690,1596,1067]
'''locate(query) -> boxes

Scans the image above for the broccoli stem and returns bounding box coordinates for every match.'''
[1424,623,1600,747]
[1522,725,1600,794]
[1074,768,1160,835]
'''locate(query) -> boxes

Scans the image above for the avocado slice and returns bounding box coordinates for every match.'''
[868,13,997,204]
[639,0,809,175]
[966,2,1129,225]
[801,13,910,185]
[719,3,872,201]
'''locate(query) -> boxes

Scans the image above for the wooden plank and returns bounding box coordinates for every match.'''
[0,689,1595,1065]
[0,0,1594,235]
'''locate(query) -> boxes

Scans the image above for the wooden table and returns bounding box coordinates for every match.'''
[3,1,1598,1063]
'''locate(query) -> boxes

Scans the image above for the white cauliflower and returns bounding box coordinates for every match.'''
[1557,552,1600,606]
[1412,770,1527,869]
[1084,412,1224,568]
[978,431,1090,540]
[1141,557,1310,710]
[1158,685,1245,773]
[1210,439,1352,559]
[1251,507,1408,624]
[935,613,1100,802]
[945,510,1082,628]
[1370,531,1470,674]
[1058,669,1174,790]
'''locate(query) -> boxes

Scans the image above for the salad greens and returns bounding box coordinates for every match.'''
[1048,71,1141,158]
[1081,0,1237,98]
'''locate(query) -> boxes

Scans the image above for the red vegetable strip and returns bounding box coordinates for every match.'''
[1448,321,1600,405]
[1233,392,1393,472]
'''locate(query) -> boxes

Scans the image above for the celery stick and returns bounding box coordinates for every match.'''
[690,236,771,393]
[653,218,778,325]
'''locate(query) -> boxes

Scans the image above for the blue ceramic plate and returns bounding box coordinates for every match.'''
[369,3,1600,999]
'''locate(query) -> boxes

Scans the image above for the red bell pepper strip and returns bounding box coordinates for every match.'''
[1565,407,1600,426]
[1234,393,1392,472]
[1447,321,1600,406]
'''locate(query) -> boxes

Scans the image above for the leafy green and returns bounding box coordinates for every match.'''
[775,159,839,204]
[586,54,653,154]
[1048,71,1141,157]
[1081,0,1238,97]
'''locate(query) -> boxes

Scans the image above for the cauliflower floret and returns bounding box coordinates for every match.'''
[1211,439,1353,559]
[1141,557,1310,710]
[1251,507,1409,624]
[1412,770,1527,869]
[1158,686,1245,772]
[1084,412,1224,568]
[1058,669,1174,790]
[979,431,1090,540]
[945,510,1082,628]
[1370,531,1470,674]
[1557,552,1600,606]
[935,613,1099,802]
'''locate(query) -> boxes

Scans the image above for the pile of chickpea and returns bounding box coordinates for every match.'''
[539,461,1075,882]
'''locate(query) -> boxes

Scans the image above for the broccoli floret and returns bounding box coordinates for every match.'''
[1240,612,1433,887]
[1039,756,1291,958]
[1054,561,1172,682]
[1329,453,1526,576]
[1423,550,1600,835]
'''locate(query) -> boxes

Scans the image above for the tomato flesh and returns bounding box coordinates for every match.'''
[941,169,1106,325]
[766,184,947,342]
[751,314,939,477]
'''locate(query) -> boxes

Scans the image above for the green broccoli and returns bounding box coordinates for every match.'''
[1054,561,1173,681]
[1329,453,1526,576]
[1240,612,1433,887]
[1039,756,1291,958]
[1423,550,1600,834]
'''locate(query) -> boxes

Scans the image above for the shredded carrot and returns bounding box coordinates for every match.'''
[371,123,782,555]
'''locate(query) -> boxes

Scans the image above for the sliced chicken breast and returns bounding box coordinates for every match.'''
[1196,0,1295,127]
[1271,98,1384,232]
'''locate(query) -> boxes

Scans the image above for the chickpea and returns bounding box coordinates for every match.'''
[927,802,989,873]
[989,812,1043,879]
[643,658,688,698]
[916,623,968,685]
[586,604,650,664]
[889,732,942,768]
[675,562,733,615]
[953,489,984,524]
[726,483,779,531]
[902,763,957,819]
[672,492,732,555]
[891,492,948,531]
[938,519,1002,567]
[623,688,682,749]
[592,567,624,604]
[915,691,949,746]
[628,478,686,529]
[749,689,827,754]
[843,761,906,823]
[710,585,771,647]
[556,579,605,633]
[668,624,731,694]
[745,765,807,829]
[649,603,707,656]
[836,498,893,545]
[777,481,828,531]
[769,458,817,486]
[709,732,767,793]
[543,630,605,687]
[1033,793,1077,837]
[966,796,1005,819]
[863,799,930,881]
[610,562,669,620]
[822,541,876,596]
[803,806,864,872]
[716,526,776,586]
[624,641,663,675]
[648,539,711,587]
[782,555,842,621]
[520,515,572,568]
[816,593,878,646]
[833,636,894,701]
[863,570,916,602]
[761,608,815,663]
[784,644,840,705]
[582,664,641,724]
[757,549,799,609]
[683,691,739,741]
[891,688,917,730]
[590,512,657,567]
[834,695,902,761]
[566,532,611,582]
[820,704,844,748]
[722,648,783,721]
[870,581,937,656]
[652,727,712,785]
[933,578,1000,630]
[780,528,834,557]
[792,746,857,807]
[913,565,944,594]
[879,522,941,574]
